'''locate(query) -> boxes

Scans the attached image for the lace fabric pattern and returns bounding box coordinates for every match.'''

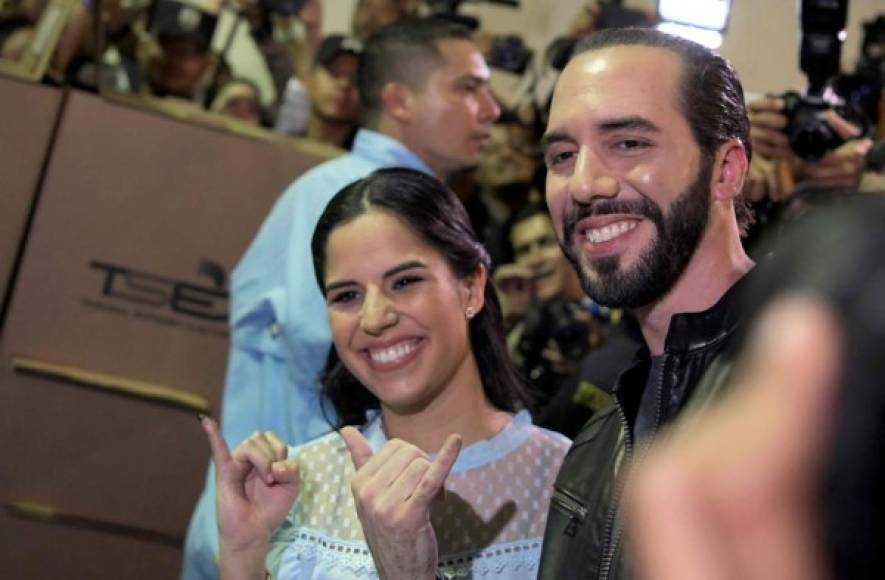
[267,411,571,579]
[280,528,545,578]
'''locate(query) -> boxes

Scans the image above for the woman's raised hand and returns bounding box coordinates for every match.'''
[201,417,300,554]
[341,427,462,580]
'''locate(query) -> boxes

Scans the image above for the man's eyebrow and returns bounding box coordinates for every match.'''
[454,73,490,85]
[597,115,661,133]
[324,261,427,294]
[541,116,661,154]
[540,130,574,153]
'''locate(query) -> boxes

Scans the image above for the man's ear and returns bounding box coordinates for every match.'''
[381,82,414,123]
[711,139,750,203]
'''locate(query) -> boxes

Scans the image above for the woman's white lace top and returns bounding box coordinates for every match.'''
[266,410,570,579]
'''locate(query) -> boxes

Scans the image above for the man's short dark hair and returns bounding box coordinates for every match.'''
[509,201,551,236]
[357,17,473,125]
[572,28,753,232]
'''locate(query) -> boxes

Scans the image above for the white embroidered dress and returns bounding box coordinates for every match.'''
[266,411,570,579]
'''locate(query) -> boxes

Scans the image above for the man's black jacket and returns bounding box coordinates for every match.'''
[537,276,748,580]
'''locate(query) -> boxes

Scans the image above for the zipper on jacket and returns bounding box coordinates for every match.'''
[598,402,631,580]
[599,355,669,580]
[551,487,588,537]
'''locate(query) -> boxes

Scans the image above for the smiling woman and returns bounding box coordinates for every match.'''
[203,168,571,580]
[312,168,528,432]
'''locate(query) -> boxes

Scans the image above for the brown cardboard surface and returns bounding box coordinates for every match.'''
[1,89,335,411]
[0,76,63,324]
[0,350,208,538]
[0,508,183,579]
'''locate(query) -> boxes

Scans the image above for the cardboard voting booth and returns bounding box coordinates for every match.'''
[0,76,64,327]
[3,89,335,410]
[0,88,337,577]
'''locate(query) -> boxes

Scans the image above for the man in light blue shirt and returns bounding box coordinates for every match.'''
[182,17,500,579]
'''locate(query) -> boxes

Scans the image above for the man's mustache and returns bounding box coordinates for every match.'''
[563,199,663,245]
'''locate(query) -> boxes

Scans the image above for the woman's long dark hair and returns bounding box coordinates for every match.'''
[311,167,532,427]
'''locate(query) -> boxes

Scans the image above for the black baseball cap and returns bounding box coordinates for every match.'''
[314,34,363,68]
[148,0,217,53]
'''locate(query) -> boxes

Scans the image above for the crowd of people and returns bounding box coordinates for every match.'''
[4,0,883,578]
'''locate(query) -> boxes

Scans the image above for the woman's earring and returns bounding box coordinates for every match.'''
[465,306,476,320]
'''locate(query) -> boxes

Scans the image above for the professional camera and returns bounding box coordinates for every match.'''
[797,0,847,94]
[424,0,530,74]
[516,298,595,391]
[781,91,852,161]
[782,0,871,161]
[487,34,531,74]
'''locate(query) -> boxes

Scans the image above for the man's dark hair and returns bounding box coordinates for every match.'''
[507,201,551,246]
[572,27,754,232]
[510,201,551,231]
[357,17,473,127]
[311,167,532,427]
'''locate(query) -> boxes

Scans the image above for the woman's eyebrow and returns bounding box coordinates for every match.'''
[325,261,427,293]
[383,261,427,279]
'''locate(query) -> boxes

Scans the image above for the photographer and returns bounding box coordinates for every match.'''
[209,77,264,125]
[501,203,634,438]
[273,33,361,148]
[743,3,881,237]
[143,3,217,101]
[228,0,320,118]
[745,95,873,204]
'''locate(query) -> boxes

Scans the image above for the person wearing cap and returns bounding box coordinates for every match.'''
[145,0,218,101]
[181,17,500,580]
[274,34,361,149]
[210,78,265,125]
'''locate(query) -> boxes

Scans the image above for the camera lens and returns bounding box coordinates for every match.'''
[781,91,844,161]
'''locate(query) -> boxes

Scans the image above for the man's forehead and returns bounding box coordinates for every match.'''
[547,45,683,128]
[434,38,489,76]
[567,44,682,78]
[512,213,554,240]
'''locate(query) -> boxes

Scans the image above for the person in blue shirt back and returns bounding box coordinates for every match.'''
[181,17,501,580]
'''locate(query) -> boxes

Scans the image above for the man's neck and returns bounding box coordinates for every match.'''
[635,214,754,355]
[306,114,353,149]
[375,115,448,180]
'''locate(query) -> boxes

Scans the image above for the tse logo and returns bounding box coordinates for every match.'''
[90,260,229,322]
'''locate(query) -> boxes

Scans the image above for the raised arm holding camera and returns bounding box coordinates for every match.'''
[744,0,879,206]
[745,95,872,203]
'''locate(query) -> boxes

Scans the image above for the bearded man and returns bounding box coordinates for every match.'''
[537,27,754,579]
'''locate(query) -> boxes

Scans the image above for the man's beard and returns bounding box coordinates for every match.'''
[562,158,713,309]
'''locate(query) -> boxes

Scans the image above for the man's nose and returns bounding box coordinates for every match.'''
[523,242,547,267]
[359,288,397,336]
[569,148,619,204]
[479,87,501,123]
[336,76,354,90]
